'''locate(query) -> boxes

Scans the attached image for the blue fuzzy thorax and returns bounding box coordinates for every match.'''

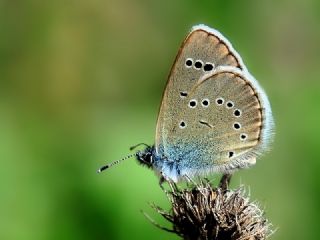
[136,144,205,182]
[135,145,180,182]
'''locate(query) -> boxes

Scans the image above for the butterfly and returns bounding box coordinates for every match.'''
[98,24,274,184]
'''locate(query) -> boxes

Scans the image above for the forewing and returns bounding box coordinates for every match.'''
[156,25,246,154]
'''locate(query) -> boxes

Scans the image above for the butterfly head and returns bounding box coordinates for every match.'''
[97,144,155,173]
[135,145,155,169]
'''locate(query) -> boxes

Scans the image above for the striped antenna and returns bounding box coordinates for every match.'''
[97,153,137,173]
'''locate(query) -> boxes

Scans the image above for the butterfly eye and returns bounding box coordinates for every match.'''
[216,97,224,105]
[226,101,234,108]
[194,60,203,70]
[234,109,241,117]
[201,99,210,107]
[240,133,248,141]
[233,122,241,130]
[188,99,197,108]
[185,58,193,68]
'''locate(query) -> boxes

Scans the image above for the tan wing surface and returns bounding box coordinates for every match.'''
[155,25,246,155]
[156,68,264,171]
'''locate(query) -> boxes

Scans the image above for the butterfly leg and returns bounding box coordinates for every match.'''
[183,174,198,187]
[219,173,232,190]
[159,175,166,190]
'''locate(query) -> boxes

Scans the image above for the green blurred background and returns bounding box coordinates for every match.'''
[1,0,319,239]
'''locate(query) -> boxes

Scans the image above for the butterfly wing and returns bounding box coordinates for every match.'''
[156,67,273,179]
[155,25,247,157]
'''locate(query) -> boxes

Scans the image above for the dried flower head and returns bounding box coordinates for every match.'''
[148,178,273,240]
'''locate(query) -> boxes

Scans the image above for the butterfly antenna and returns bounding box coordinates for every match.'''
[130,143,150,151]
[97,153,137,173]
